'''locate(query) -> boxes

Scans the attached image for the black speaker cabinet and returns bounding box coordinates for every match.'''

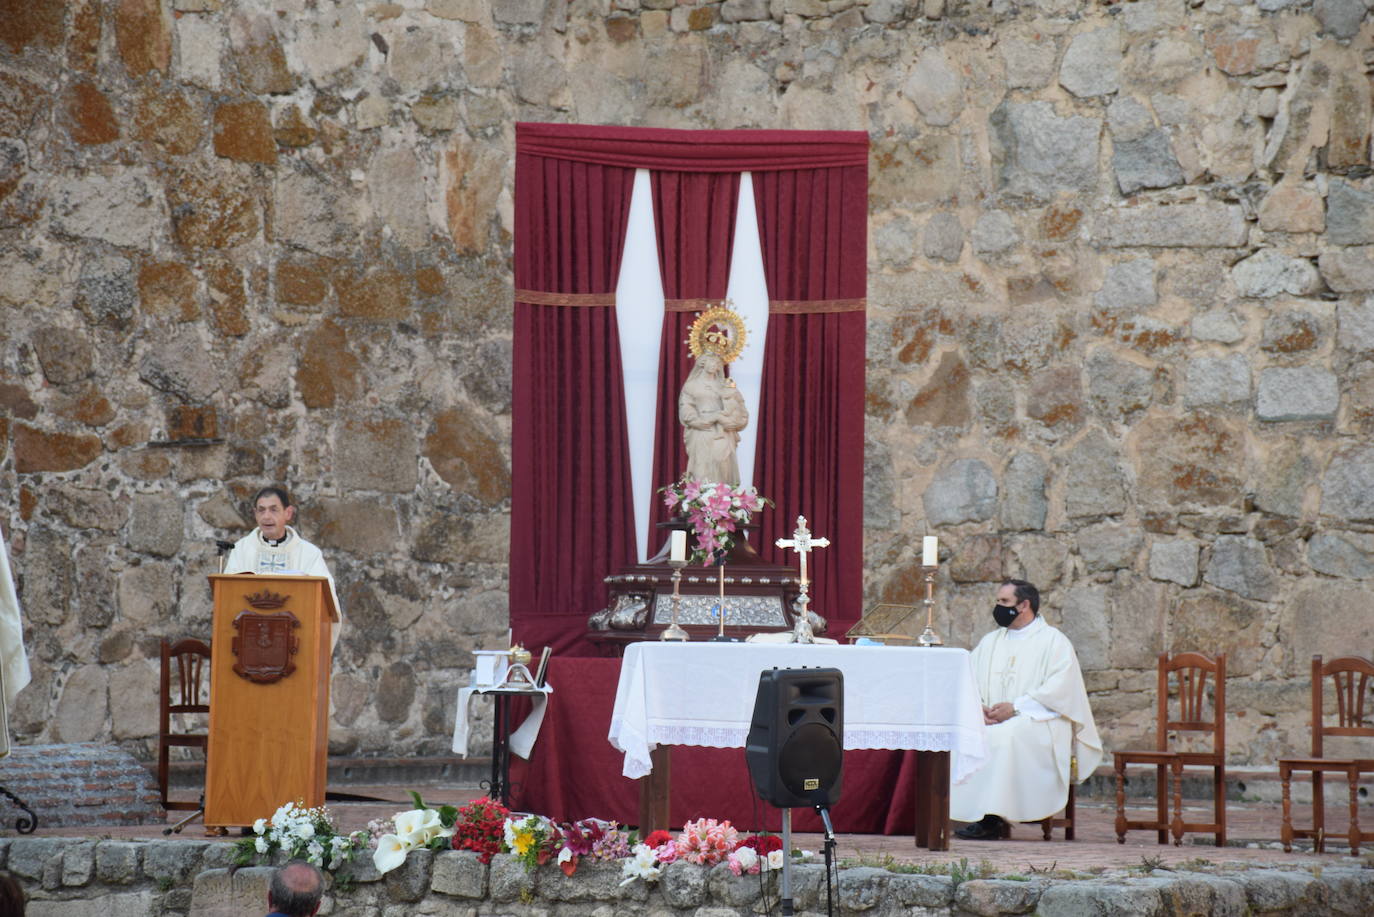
[744,667,844,808]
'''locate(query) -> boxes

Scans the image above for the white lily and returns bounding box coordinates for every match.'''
[394,808,439,840]
[619,843,662,886]
[373,834,411,874]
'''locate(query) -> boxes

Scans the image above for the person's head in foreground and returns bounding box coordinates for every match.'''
[268,860,324,917]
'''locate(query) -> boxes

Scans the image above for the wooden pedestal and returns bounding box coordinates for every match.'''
[204,574,337,829]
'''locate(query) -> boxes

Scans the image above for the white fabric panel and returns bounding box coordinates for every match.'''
[608,643,989,784]
[724,172,769,494]
[614,169,666,563]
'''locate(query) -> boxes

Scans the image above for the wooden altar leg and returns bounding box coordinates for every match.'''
[913,750,951,851]
[914,752,929,849]
[637,746,672,834]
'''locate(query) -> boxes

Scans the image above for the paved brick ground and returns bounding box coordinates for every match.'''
[21,783,1372,874]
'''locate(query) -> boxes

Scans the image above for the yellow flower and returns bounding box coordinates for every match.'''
[513,830,536,857]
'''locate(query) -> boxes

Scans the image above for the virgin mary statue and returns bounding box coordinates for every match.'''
[678,351,749,487]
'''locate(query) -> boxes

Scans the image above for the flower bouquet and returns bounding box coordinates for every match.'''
[560,817,632,875]
[504,813,561,872]
[372,792,460,874]
[660,475,770,565]
[450,795,510,863]
[728,833,785,875]
[675,816,739,865]
[233,801,367,871]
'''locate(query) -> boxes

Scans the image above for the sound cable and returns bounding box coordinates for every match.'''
[744,751,778,917]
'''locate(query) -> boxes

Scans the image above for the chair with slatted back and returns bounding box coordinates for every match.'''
[158,637,211,812]
[1279,655,1374,855]
[1113,651,1227,847]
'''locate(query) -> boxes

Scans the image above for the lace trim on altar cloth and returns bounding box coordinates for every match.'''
[647,724,749,748]
[638,725,986,785]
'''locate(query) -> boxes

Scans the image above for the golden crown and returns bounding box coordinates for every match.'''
[687,301,748,364]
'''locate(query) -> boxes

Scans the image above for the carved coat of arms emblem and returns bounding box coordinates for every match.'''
[231,610,301,683]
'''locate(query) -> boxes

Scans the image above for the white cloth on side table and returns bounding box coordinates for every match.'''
[452,684,553,760]
[608,642,987,783]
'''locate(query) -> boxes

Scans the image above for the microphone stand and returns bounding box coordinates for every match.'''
[815,803,836,917]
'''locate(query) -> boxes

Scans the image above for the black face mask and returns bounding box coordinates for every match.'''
[992,603,1019,628]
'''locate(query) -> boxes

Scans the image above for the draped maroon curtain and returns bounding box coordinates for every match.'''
[751,167,868,635]
[511,123,867,654]
[646,171,741,554]
[510,153,636,656]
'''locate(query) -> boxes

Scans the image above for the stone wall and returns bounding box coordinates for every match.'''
[0,840,1372,917]
[0,0,1371,765]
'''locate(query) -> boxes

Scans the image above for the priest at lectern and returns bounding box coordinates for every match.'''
[224,486,342,649]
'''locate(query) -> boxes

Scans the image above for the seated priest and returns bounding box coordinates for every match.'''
[224,486,342,649]
[951,578,1101,840]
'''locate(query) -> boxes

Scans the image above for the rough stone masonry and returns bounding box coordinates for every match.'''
[0,0,1371,769]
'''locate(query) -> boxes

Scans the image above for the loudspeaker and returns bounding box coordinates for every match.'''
[744,667,844,809]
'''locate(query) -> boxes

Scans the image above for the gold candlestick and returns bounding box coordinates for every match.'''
[917,566,943,646]
[713,563,728,640]
[661,559,689,641]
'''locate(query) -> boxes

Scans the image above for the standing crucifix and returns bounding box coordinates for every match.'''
[776,515,830,643]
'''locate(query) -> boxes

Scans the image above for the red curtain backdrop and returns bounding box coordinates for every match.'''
[647,171,741,554]
[750,166,868,636]
[510,123,867,655]
[510,152,636,656]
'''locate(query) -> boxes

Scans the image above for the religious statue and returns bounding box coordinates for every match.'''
[680,304,749,487]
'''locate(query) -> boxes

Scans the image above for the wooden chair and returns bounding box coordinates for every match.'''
[1114,652,1227,847]
[158,637,211,812]
[1279,655,1374,855]
[1036,772,1076,840]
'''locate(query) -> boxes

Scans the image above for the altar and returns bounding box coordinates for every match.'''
[506,645,986,847]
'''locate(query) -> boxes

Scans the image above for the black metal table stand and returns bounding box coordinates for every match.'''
[484,693,514,808]
[0,785,36,834]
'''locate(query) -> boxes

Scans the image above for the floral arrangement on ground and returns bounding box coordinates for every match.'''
[367,797,788,886]
[232,801,369,871]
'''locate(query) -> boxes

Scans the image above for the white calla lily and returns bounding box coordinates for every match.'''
[394,808,436,838]
[373,834,410,874]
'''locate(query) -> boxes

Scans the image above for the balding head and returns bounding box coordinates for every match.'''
[268,860,324,916]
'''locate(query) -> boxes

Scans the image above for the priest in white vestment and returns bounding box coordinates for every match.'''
[951,579,1102,839]
[223,487,342,650]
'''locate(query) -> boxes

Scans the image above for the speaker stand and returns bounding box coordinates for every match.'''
[780,808,793,916]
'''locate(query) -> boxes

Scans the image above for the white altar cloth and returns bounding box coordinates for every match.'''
[608,642,987,784]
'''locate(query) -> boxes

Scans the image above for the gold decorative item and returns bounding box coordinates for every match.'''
[776,515,830,643]
[918,567,943,647]
[661,558,689,641]
[710,562,731,641]
[501,643,536,685]
[845,604,921,645]
[687,302,748,364]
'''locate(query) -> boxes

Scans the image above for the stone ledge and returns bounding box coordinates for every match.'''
[0,840,1369,916]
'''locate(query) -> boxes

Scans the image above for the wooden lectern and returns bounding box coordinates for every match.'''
[204,574,337,829]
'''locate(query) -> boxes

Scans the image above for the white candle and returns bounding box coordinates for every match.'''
[923,535,938,567]
[670,530,687,563]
